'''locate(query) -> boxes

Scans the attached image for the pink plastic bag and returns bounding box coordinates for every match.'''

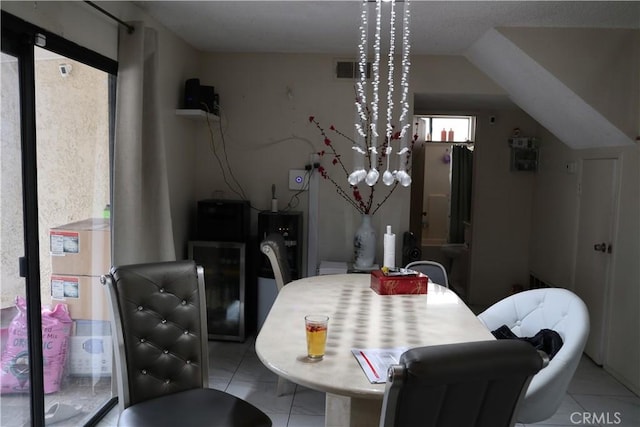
[0,296,72,394]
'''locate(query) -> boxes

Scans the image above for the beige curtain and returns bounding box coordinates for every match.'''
[113,22,176,265]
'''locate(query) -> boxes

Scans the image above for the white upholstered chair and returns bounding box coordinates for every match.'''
[260,233,293,395]
[477,287,589,424]
[260,233,291,292]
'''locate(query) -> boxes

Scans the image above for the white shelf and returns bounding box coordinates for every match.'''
[175,109,219,121]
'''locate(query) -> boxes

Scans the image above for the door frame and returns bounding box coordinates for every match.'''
[573,155,621,365]
[1,11,117,427]
[409,139,425,243]
[2,14,46,424]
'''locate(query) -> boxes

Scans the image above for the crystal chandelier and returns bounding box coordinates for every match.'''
[349,0,412,188]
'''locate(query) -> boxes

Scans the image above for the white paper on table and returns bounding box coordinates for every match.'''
[351,347,408,384]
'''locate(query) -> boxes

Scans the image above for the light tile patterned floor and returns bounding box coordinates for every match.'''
[96,336,639,427]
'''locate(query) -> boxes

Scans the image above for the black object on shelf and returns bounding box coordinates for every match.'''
[199,85,216,114]
[184,78,200,109]
[402,231,422,267]
[188,241,246,342]
[258,211,303,280]
[196,199,250,242]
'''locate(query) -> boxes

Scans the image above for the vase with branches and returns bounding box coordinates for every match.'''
[309,106,417,269]
[308,110,416,216]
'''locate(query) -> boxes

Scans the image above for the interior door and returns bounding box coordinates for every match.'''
[573,158,618,365]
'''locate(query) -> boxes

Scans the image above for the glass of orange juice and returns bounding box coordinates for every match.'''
[305,315,329,360]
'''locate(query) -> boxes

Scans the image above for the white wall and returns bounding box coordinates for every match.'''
[197,53,517,267]
[510,28,640,395]
[530,131,640,393]
[467,110,539,305]
[500,28,640,140]
[529,129,579,286]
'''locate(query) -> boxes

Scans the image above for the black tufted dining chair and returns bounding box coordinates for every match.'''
[101,260,272,427]
[379,340,548,427]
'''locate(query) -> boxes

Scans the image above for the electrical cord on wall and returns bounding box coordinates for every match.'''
[255,135,316,152]
[203,103,248,202]
[201,103,317,212]
[282,168,313,211]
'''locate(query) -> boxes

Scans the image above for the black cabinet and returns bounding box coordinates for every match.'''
[258,211,303,280]
[188,241,246,341]
[196,199,250,242]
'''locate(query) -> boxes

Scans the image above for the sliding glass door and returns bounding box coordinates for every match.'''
[1,12,117,427]
[1,47,34,427]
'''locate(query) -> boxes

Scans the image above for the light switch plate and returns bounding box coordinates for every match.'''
[289,169,308,191]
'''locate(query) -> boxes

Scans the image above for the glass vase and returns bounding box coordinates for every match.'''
[354,214,376,269]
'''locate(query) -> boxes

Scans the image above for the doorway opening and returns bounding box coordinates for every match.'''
[408,114,475,300]
[413,115,475,247]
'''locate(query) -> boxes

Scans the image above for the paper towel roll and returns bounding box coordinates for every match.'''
[383,225,396,269]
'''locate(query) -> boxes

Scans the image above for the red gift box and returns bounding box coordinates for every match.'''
[370,270,428,295]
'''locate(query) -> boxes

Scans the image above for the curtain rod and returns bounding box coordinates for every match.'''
[84,1,134,34]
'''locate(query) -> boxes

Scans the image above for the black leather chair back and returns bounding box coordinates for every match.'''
[107,260,207,408]
[380,340,545,427]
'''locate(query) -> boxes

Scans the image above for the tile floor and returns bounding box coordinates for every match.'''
[97,336,640,427]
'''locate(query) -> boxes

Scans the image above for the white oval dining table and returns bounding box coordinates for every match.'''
[255,273,494,427]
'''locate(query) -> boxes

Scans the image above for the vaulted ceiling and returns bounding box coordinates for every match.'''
[135,1,639,148]
[135,1,638,55]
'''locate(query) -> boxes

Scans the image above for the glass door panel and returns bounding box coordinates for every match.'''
[33,46,112,425]
[0,50,31,427]
[2,17,116,425]
[188,241,246,342]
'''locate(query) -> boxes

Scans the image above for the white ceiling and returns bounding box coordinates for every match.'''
[133,0,638,145]
[134,1,640,55]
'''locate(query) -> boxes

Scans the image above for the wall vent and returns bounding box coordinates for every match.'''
[335,61,372,79]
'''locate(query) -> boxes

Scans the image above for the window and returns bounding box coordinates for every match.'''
[417,115,476,143]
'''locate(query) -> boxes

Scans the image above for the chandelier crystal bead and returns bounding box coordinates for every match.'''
[351,0,412,187]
